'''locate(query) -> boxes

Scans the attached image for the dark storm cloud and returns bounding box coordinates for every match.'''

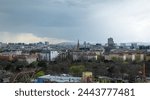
[0,0,91,39]
[0,0,150,43]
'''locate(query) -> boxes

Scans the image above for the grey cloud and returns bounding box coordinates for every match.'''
[0,0,150,43]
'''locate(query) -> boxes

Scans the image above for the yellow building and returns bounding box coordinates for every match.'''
[82,72,93,83]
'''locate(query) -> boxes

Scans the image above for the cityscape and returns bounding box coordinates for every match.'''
[0,0,150,83]
[0,38,150,83]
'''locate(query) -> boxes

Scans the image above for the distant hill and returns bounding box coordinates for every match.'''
[56,42,76,46]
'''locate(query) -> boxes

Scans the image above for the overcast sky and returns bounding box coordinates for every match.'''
[0,0,150,44]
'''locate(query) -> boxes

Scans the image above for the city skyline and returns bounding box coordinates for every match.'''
[0,0,150,44]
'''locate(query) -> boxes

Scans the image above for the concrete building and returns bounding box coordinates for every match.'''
[131,43,138,49]
[0,43,7,48]
[0,55,13,61]
[108,37,115,47]
[72,51,98,61]
[104,50,145,62]
[45,41,49,45]
[36,74,81,83]
[0,51,22,56]
[17,54,38,64]
[38,50,59,61]
[0,51,22,61]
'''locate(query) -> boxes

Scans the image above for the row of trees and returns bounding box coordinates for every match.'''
[68,61,141,81]
[0,55,147,82]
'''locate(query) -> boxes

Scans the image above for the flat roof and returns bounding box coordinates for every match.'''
[38,74,81,83]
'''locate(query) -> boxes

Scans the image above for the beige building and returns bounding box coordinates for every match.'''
[17,54,38,64]
[0,54,14,61]
[104,52,144,62]
[72,51,98,61]
[82,72,93,83]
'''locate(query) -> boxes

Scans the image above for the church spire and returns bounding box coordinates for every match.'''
[77,40,80,50]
